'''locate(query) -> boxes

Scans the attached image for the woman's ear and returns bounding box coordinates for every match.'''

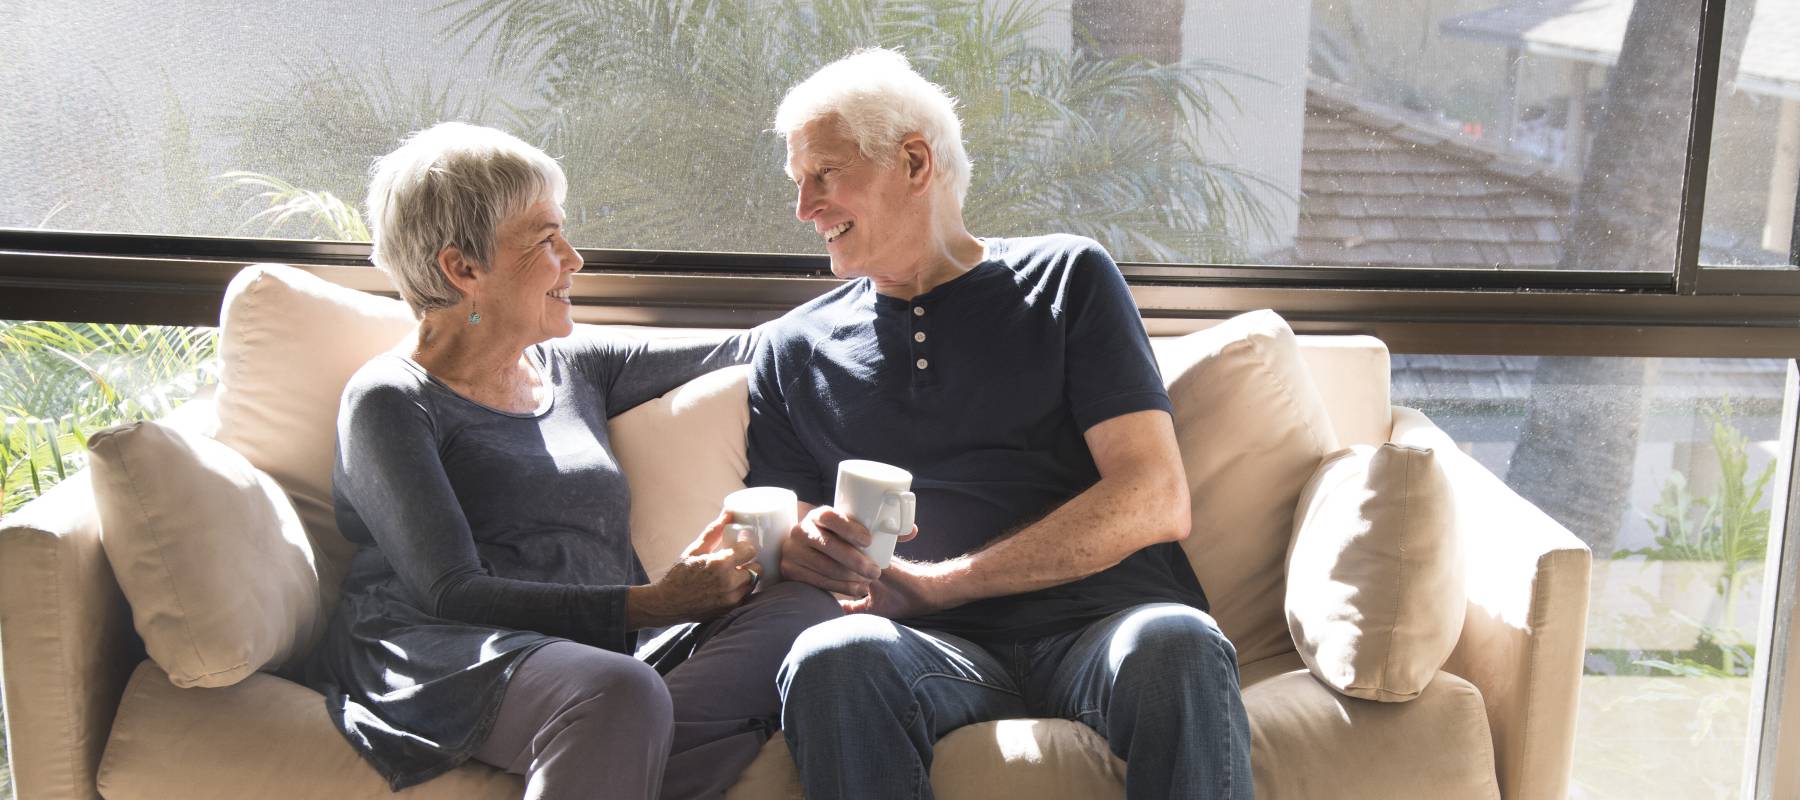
[437,244,480,296]
[901,135,934,195]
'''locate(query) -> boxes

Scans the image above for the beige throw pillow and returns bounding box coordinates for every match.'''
[609,366,753,581]
[1161,309,1341,667]
[88,421,322,688]
[213,264,415,612]
[1286,443,1465,702]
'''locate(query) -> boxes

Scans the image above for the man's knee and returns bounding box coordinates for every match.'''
[778,614,905,699]
[1112,605,1238,680]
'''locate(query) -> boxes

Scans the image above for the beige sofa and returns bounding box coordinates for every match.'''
[0,264,1591,799]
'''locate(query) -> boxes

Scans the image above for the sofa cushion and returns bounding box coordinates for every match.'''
[1286,444,1464,702]
[1242,651,1499,799]
[1161,310,1340,666]
[1294,335,1392,448]
[609,365,753,580]
[213,264,416,613]
[99,660,521,799]
[87,421,321,688]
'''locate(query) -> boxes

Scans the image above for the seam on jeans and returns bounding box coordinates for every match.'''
[1210,630,1243,799]
[1073,707,1109,740]
[904,670,1021,697]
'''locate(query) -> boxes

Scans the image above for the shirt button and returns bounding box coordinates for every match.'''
[913,306,925,317]
[916,358,929,370]
[913,331,927,343]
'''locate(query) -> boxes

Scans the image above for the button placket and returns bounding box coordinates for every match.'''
[910,304,931,380]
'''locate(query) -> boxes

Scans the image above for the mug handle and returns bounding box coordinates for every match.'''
[724,522,759,549]
[874,491,916,537]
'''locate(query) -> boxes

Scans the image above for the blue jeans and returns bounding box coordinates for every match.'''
[777,603,1253,799]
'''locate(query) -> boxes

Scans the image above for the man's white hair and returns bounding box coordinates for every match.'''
[775,48,971,204]
[366,121,569,317]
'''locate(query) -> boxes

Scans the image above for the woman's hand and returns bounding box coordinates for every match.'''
[627,513,758,629]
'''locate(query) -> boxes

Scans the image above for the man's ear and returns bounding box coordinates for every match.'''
[900,135,934,195]
[437,244,480,297]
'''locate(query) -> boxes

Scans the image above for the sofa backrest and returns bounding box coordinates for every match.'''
[1152,334,1391,450]
[201,267,1398,619]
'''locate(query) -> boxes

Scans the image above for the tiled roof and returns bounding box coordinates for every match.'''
[1441,0,1800,100]
[1286,81,1576,269]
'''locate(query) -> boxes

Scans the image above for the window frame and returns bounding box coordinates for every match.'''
[2,0,1800,793]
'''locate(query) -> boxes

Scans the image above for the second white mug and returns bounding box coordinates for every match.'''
[834,459,916,569]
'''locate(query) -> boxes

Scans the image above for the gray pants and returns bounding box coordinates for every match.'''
[473,581,839,800]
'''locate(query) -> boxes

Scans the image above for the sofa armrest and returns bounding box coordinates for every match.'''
[1389,406,1591,800]
[1,470,142,800]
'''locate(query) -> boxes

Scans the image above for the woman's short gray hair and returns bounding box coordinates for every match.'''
[774,49,971,204]
[366,122,568,317]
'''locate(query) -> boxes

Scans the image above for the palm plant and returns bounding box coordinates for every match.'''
[219,171,371,242]
[441,0,1279,262]
[0,321,218,516]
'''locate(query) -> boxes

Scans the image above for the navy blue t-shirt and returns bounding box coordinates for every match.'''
[746,234,1207,641]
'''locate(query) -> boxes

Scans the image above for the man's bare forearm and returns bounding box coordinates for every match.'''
[917,460,1189,609]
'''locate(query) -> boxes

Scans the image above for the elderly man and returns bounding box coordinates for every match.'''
[749,50,1253,799]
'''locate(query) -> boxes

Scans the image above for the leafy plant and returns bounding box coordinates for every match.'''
[0,321,218,516]
[1614,399,1775,677]
[440,0,1280,262]
[219,171,371,242]
[1618,400,1774,568]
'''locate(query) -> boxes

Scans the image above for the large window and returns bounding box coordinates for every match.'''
[1398,353,1795,798]
[0,0,1719,272]
[5,2,1800,799]
[1701,0,1800,269]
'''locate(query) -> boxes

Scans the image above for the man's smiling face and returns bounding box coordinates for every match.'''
[785,115,928,281]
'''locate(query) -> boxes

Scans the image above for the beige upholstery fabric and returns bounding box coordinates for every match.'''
[87,422,321,688]
[1286,444,1463,702]
[608,365,753,580]
[212,264,415,613]
[731,652,1500,800]
[1151,334,1390,450]
[1161,310,1340,665]
[0,472,138,800]
[1241,651,1500,800]
[98,661,521,800]
[1294,336,1392,448]
[1391,407,1591,800]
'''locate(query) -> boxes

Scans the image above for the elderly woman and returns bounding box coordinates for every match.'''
[302,122,838,800]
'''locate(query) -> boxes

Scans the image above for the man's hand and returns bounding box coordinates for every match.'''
[628,513,757,629]
[779,505,885,597]
[841,558,953,618]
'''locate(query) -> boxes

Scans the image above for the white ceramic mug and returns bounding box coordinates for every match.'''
[722,486,796,589]
[833,460,916,569]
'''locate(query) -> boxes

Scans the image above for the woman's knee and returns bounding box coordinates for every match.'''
[557,649,674,733]
[746,581,843,634]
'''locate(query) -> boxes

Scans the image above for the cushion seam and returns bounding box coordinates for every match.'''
[111,427,225,679]
[1380,449,1412,691]
[46,536,80,795]
[1247,329,1336,457]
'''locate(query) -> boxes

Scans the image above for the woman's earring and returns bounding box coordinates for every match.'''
[467,299,481,325]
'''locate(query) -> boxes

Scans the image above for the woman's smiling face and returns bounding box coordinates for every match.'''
[478,197,583,344]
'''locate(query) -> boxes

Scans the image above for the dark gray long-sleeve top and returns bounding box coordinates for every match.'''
[302,326,755,790]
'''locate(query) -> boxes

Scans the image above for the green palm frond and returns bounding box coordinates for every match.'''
[0,321,217,516]
[219,171,371,242]
[438,0,1282,262]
